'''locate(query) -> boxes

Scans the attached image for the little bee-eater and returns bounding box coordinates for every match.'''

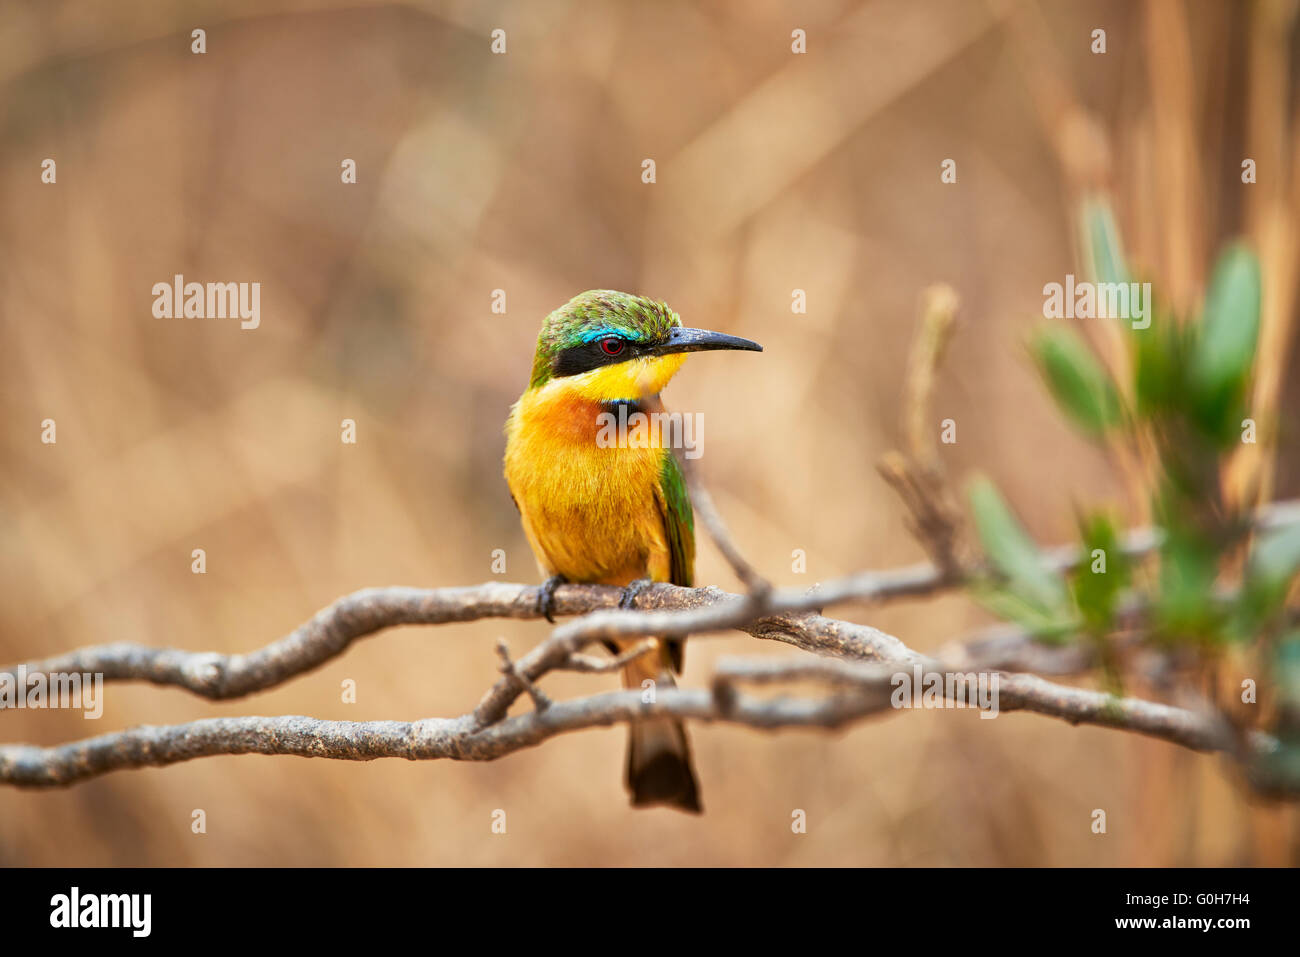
[504,290,762,813]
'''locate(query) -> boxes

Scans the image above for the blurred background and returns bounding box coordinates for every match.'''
[2,0,1299,865]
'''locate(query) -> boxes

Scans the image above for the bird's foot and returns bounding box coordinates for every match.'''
[619,577,654,611]
[536,574,567,623]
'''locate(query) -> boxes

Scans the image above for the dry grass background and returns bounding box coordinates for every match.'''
[1,0,1298,865]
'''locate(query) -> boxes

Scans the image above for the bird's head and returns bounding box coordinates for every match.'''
[527,290,762,402]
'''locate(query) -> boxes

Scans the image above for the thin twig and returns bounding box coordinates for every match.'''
[560,641,656,674]
[495,638,551,711]
[682,457,772,597]
[877,283,969,577]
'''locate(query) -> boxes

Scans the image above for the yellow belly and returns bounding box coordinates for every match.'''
[504,387,672,586]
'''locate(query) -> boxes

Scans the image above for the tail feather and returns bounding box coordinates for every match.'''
[621,640,702,813]
[627,714,702,813]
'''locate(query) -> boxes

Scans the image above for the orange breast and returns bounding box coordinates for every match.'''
[504,386,673,586]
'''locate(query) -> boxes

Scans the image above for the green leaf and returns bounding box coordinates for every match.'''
[1133,305,1184,417]
[1274,629,1300,712]
[968,476,1072,620]
[1248,523,1300,596]
[1246,631,1300,793]
[1072,512,1130,635]
[1236,523,1300,633]
[969,584,1078,642]
[1030,325,1124,437]
[1153,516,1222,642]
[1079,196,1129,287]
[1190,243,1260,412]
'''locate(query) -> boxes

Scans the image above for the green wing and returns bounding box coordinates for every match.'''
[656,451,695,673]
[657,450,695,587]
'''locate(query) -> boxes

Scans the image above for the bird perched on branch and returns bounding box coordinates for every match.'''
[504,290,762,812]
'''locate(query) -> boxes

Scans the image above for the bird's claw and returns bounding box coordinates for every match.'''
[619,577,654,611]
[536,574,567,623]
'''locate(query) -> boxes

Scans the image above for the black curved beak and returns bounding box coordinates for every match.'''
[652,327,763,356]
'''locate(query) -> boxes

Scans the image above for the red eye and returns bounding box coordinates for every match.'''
[599,337,625,357]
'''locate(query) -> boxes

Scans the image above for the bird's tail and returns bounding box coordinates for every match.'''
[621,640,702,813]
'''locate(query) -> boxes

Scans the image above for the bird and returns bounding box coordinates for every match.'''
[504,290,762,812]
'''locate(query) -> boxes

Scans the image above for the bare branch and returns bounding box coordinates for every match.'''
[4,499,1298,791]
[0,578,923,706]
[0,654,1274,789]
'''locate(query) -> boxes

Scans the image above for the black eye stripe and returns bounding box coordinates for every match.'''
[553,337,643,378]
